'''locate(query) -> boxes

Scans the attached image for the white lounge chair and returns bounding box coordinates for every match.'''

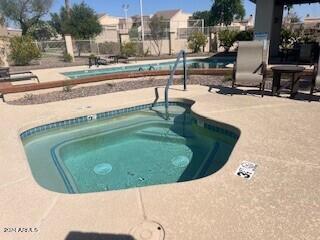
[232,41,267,97]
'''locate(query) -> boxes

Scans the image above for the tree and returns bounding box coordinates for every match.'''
[128,27,139,40]
[211,0,245,26]
[218,29,238,52]
[65,0,71,14]
[235,29,254,41]
[0,0,54,35]
[49,10,68,36]
[148,15,168,56]
[27,21,57,41]
[51,2,102,40]
[192,11,213,27]
[285,4,293,17]
[188,32,208,53]
[50,2,102,56]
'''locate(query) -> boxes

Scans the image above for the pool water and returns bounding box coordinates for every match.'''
[22,103,239,193]
[63,57,234,79]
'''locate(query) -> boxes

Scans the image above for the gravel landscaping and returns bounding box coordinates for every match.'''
[8,75,229,105]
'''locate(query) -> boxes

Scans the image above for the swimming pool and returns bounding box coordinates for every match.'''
[21,101,239,193]
[63,57,234,79]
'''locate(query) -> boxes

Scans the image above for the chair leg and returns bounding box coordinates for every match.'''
[309,82,315,102]
[231,78,235,96]
[261,81,265,98]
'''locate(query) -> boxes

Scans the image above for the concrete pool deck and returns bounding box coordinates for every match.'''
[0,85,319,240]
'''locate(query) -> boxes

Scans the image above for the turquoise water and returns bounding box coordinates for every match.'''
[63,57,234,79]
[22,103,238,193]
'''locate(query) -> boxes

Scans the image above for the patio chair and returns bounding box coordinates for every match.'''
[232,41,267,97]
[0,67,39,83]
[309,53,320,101]
[98,54,119,65]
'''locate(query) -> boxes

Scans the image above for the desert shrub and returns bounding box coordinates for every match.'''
[63,52,73,62]
[62,81,74,92]
[121,42,138,57]
[280,28,301,48]
[9,36,41,65]
[98,42,120,55]
[23,93,34,101]
[218,29,239,52]
[188,32,208,53]
[235,29,254,41]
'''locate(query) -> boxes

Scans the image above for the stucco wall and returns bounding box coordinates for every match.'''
[170,11,192,33]
[143,36,210,55]
[99,15,119,26]
[96,15,120,43]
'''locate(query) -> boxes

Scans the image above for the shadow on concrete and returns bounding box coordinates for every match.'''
[207,84,274,97]
[65,231,135,240]
[207,84,320,102]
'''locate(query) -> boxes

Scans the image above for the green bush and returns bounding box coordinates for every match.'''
[9,36,41,65]
[280,28,300,49]
[188,32,208,53]
[121,42,138,57]
[128,27,139,40]
[235,29,254,41]
[218,29,239,52]
[98,42,120,55]
[63,52,73,62]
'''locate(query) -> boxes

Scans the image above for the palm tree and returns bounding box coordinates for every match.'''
[285,4,293,17]
[284,4,294,24]
[65,0,71,15]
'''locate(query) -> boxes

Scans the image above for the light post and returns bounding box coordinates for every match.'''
[139,0,145,48]
[122,4,129,29]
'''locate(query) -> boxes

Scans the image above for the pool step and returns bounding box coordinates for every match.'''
[136,126,195,143]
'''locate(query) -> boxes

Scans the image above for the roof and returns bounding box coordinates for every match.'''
[97,13,105,19]
[153,9,180,19]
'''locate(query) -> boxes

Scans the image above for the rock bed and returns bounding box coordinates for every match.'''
[8,75,227,105]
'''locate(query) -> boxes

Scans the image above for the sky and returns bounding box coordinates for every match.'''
[51,0,320,19]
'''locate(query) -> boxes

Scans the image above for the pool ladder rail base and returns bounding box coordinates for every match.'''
[162,50,188,120]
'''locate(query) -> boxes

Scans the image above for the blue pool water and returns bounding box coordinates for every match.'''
[63,57,234,79]
[21,102,239,193]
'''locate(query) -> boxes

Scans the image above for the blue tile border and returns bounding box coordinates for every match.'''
[203,121,239,140]
[20,101,239,141]
[20,102,186,140]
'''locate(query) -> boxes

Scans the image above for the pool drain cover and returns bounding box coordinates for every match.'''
[93,163,112,175]
[171,156,190,168]
[130,221,164,240]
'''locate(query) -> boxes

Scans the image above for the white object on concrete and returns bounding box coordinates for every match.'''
[235,161,257,180]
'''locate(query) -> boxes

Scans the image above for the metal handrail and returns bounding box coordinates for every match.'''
[164,50,187,119]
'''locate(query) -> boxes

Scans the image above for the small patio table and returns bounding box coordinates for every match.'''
[271,65,305,98]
